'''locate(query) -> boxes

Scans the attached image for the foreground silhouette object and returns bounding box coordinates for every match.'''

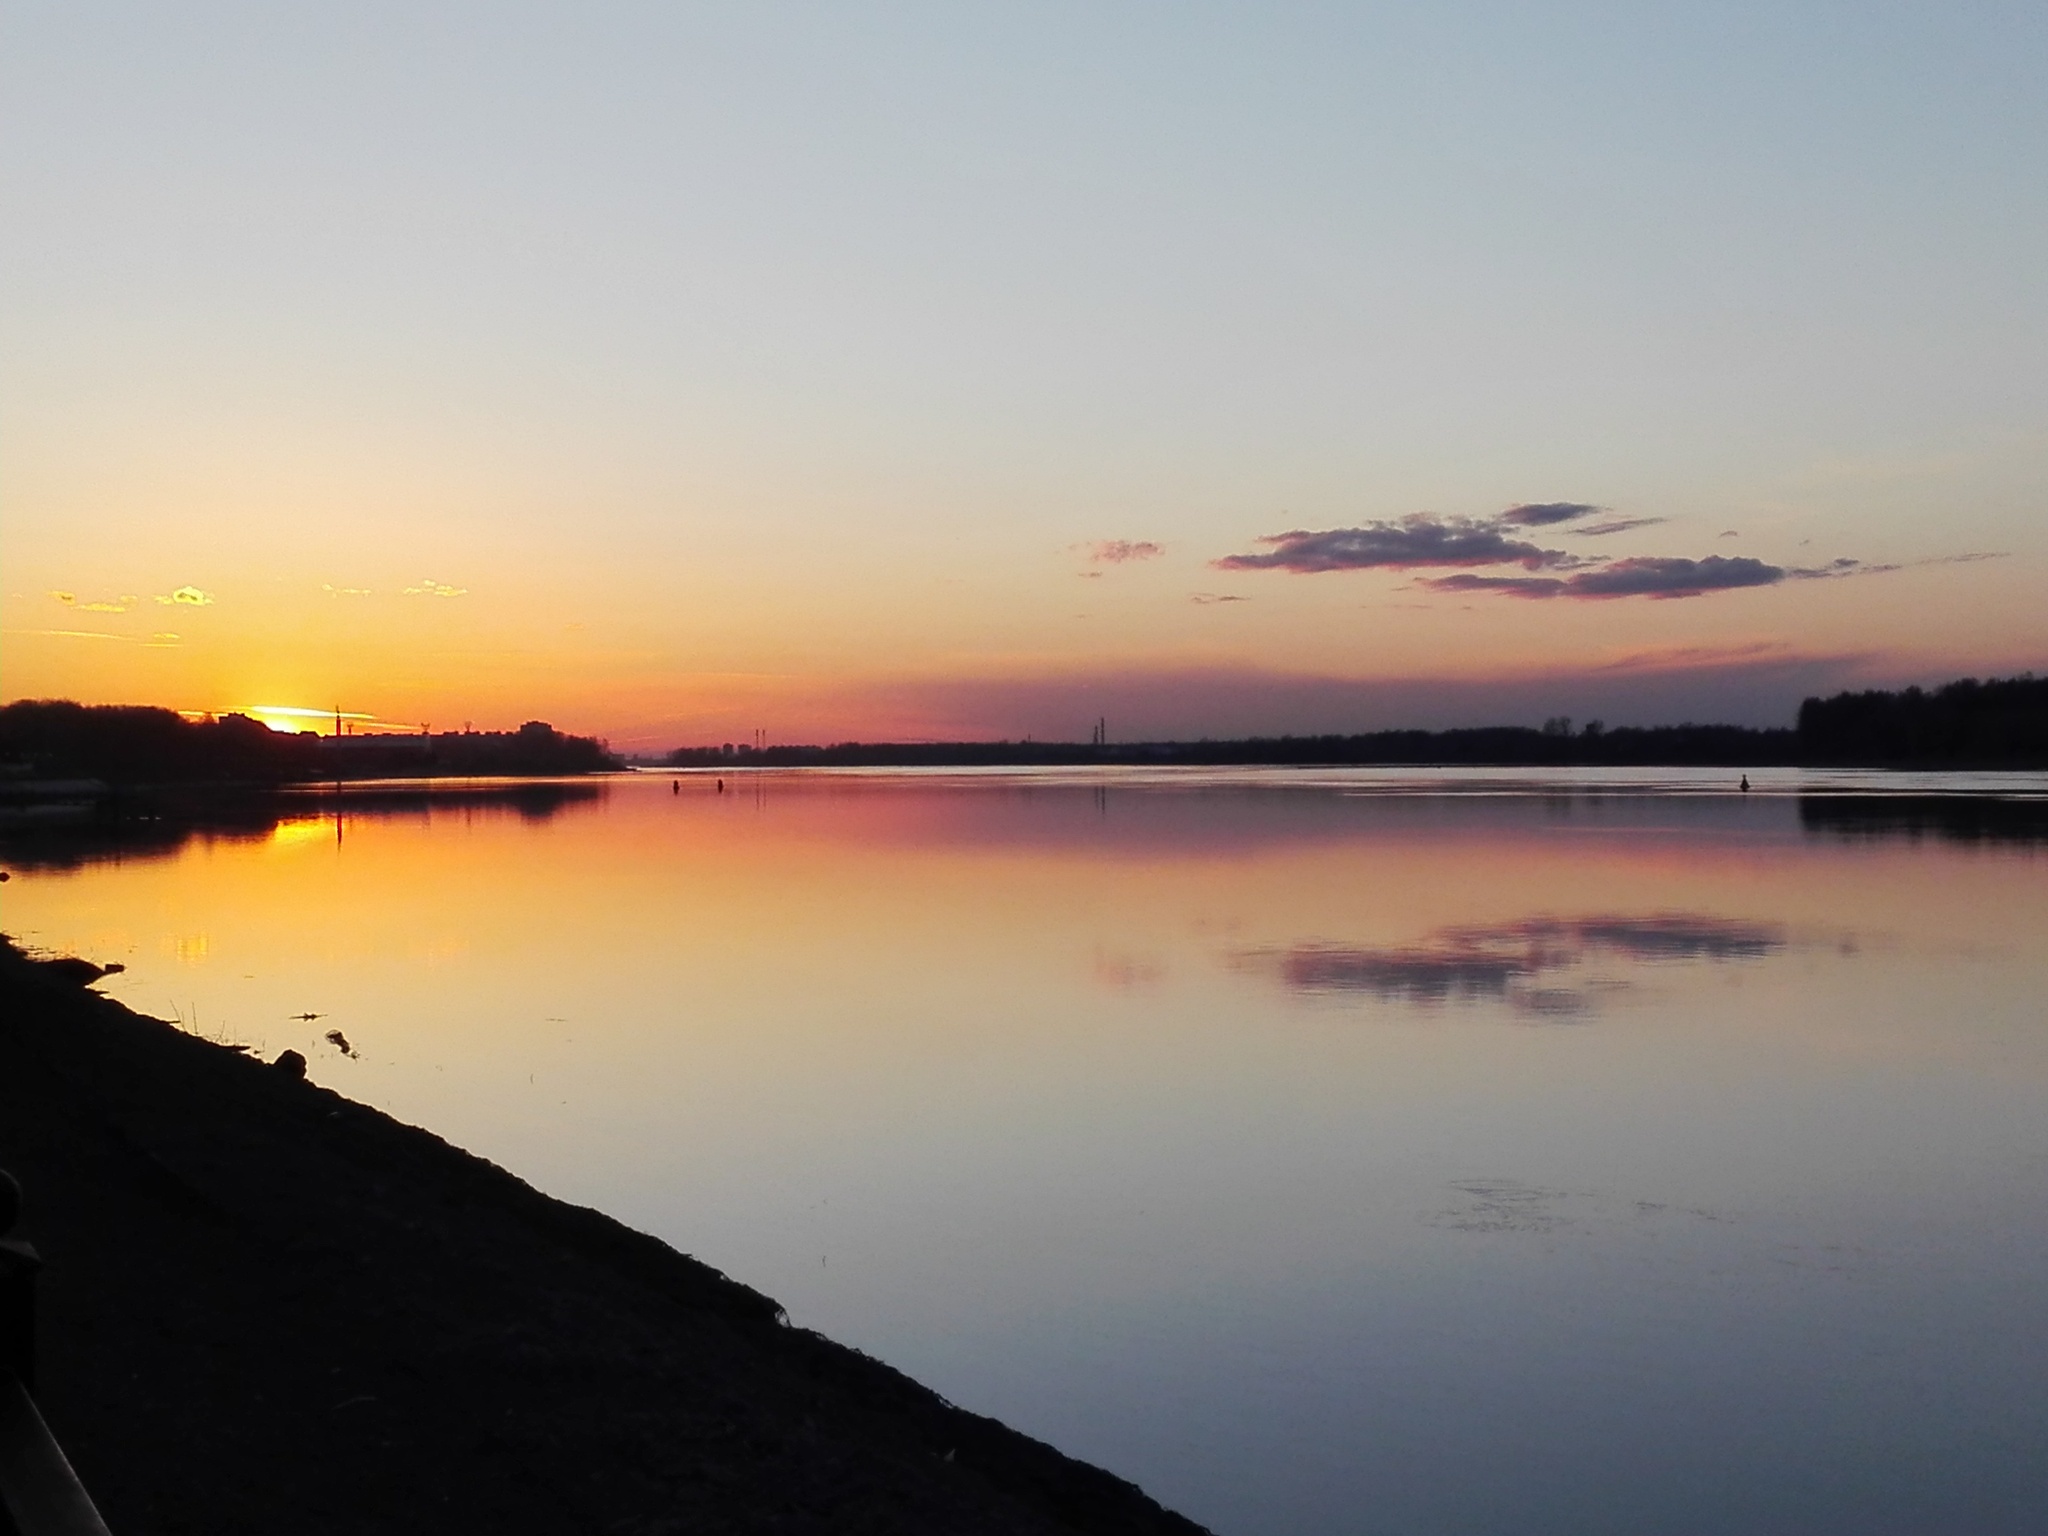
[0,941,1209,1535]
[0,1170,116,1536]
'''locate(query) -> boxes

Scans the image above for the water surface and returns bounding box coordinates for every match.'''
[6,767,2046,1535]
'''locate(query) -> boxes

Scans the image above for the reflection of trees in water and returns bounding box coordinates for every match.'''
[0,783,607,872]
[288,783,607,823]
[1798,795,2048,846]
[0,820,274,872]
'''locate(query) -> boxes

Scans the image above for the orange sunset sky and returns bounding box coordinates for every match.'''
[5,6,2044,750]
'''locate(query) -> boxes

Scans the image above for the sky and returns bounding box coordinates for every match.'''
[4,2,2044,748]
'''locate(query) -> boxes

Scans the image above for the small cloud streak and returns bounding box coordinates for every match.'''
[1574,516,1667,537]
[50,590,133,612]
[156,586,215,607]
[1498,502,1602,527]
[1425,555,1785,601]
[1190,592,1248,604]
[1085,540,1166,565]
[403,578,469,598]
[322,584,374,597]
[1787,557,1883,580]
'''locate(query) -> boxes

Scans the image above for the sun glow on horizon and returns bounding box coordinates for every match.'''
[183,705,430,737]
[2,7,2041,744]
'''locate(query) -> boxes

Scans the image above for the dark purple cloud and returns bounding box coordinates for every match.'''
[1215,515,1580,573]
[1213,502,1987,603]
[1425,555,1785,601]
[1566,555,1785,598]
[1213,503,1622,577]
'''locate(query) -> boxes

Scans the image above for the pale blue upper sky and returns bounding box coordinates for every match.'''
[5,3,2044,740]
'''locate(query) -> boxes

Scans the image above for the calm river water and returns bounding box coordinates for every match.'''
[6,767,2047,1535]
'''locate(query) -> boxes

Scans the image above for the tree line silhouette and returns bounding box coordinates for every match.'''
[3,674,2040,783]
[0,702,616,783]
[669,673,2048,770]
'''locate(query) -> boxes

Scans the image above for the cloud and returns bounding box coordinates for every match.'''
[1190,592,1248,604]
[1433,549,2005,602]
[49,590,132,612]
[1084,539,1165,565]
[1573,517,1667,537]
[322,584,374,597]
[1216,515,1584,574]
[1787,557,1884,579]
[156,586,214,607]
[1418,574,1570,599]
[1424,555,1785,601]
[1563,555,1787,598]
[1213,503,1991,603]
[1498,502,1601,527]
[403,578,468,598]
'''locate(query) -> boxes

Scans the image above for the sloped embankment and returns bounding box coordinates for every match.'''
[0,939,1209,1536]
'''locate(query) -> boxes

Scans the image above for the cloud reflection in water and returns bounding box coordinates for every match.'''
[1242,912,1792,1018]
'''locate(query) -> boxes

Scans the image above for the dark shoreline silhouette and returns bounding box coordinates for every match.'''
[668,673,2048,770]
[0,701,617,786]
[0,938,1209,1535]
[5,675,2043,787]
[669,723,1798,769]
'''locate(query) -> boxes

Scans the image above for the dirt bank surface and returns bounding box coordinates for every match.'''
[0,940,1210,1536]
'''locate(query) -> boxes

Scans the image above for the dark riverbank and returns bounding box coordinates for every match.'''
[667,674,2048,770]
[0,940,1209,1535]
[0,701,618,786]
